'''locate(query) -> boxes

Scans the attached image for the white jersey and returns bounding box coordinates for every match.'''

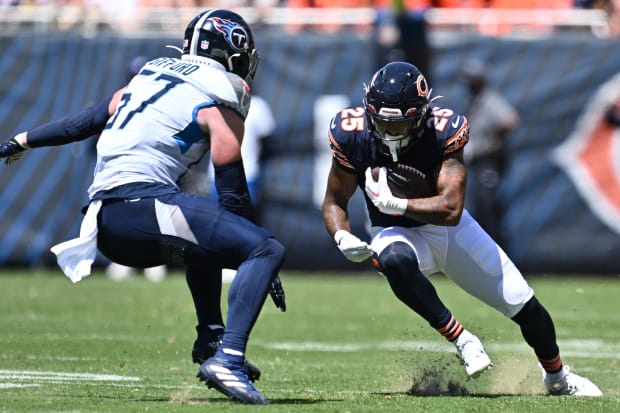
[88,56,251,199]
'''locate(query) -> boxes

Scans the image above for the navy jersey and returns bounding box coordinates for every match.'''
[328,103,469,228]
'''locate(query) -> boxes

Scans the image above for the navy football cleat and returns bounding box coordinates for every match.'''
[192,335,262,382]
[197,354,268,405]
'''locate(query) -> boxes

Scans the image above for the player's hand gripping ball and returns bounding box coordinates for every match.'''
[370,164,437,199]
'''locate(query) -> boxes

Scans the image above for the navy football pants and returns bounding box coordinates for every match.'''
[95,190,285,354]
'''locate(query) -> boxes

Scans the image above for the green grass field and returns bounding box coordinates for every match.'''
[0,270,617,412]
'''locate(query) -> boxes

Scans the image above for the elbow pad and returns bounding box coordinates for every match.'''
[213,159,257,222]
[27,96,112,148]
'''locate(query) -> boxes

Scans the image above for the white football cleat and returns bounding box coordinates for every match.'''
[455,329,492,377]
[542,365,602,396]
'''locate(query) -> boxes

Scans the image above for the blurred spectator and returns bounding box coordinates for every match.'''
[478,0,573,35]
[374,0,431,83]
[286,0,374,33]
[460,59,519,245]
[138,0,196,6]
[574,0,620,37]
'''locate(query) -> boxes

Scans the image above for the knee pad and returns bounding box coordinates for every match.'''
[373,241,419,276]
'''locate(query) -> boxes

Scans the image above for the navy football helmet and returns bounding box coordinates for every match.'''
[182,9,259,85]
[364,62,430,162]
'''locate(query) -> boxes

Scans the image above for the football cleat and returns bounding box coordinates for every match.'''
[454,329,492,377]
[197,354,268,405]
[192,332,261,382]
[542,365,602,396]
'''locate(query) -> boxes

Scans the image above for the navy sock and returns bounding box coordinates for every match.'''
[185,264,224,333]
[511,296,561,371]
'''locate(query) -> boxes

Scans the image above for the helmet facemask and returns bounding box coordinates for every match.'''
[229,48,260,85]
[366,102,428,162]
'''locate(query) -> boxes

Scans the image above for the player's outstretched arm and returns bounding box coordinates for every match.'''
[0,88,124,166]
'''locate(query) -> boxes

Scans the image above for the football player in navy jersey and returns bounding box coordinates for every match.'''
[0,9,285,405]
[322,61,602,396]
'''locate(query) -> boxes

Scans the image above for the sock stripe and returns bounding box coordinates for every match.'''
[437,315,455,333]
[437,315,464,341]
[222,348,244,357]
[539,354,563,373]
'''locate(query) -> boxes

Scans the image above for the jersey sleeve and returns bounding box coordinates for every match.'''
[328,111,357,174]
[198,70,251,119]
[443,115,469,156]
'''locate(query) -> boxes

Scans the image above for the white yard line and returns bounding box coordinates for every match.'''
[1,339,616,391]
[256,339,620,359]
[0,370,140,381]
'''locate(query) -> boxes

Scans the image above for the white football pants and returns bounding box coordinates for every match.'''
[370,210,534,318]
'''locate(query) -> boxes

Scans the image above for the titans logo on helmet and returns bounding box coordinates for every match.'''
[210,17,248,52]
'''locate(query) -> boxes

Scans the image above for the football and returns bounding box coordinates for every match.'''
[371,164,437,199]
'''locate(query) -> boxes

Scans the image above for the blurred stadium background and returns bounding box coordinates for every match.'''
[0,2,619,274]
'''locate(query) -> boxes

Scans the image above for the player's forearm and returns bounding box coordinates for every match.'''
[402,156,465,226]
[23,96,112,148]
[323,200,372,263]
[213,159,256,222]
[322,201,352,238]
[0,96,114,166]
[402,194,463,226]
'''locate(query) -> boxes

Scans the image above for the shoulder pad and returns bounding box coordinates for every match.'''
[194,67,251,119]
[444,115,469,156]
[225,72,251,118]
[328,106,367,173]
[428,104,469,156]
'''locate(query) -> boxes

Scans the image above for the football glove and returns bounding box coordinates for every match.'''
[0,137,26,166]
[364,167,407,216]
[334,230,372,263]
[269,275,286,312]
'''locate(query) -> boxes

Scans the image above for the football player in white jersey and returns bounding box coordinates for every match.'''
[0,9,284,405]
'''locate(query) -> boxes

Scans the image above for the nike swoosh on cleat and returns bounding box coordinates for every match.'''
[451,117,460,128]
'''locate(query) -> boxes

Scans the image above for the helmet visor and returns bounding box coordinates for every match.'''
[370,118,412,140]
[368,110,426,162]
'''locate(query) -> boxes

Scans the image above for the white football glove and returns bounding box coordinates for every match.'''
[364,167,408,216]
[334,230,373,262]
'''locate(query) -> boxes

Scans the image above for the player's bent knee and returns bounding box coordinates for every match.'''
[374,241,418,276]
[511,296,550,327]
[249,237,286,263]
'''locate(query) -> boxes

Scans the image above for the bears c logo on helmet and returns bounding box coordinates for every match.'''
[552,72,620,234]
